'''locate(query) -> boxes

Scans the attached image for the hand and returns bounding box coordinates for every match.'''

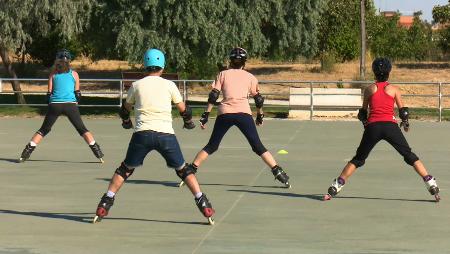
[255,113,264,126]
[400,120,409,132]
[75,90,81,103]
[199,112,210,129]
[183,119,195,129]
[122,119,133,129]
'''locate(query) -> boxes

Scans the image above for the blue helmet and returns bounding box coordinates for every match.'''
[144,49,165,69]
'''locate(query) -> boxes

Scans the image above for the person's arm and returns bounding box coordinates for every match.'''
[47,73,54,104]
[394,86,409,132]
[119,84,136,129]
[177,101,195,129]
[73,71,81,103]
[357,86,372,126]
[200,73,222,129]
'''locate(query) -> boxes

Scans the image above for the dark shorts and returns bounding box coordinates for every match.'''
[202,113,267,156]
[38,103,88,136]
[350,121,419,167]
[123,130,185,169]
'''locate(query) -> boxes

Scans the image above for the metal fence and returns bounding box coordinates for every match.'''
[1,78,449,121]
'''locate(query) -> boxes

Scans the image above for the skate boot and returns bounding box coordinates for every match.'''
[424,175,440,202]
[178,164,198,188]
[195,194,215,225]
[93,193,115,223]
[324,177,345,201]
[18,143,36,163]
[271,165,291,188]
[89,142,104,163]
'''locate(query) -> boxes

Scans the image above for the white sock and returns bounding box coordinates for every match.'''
[89,141,96,145]
[106,191,115,198]
[29,141,37,147]
[194,192,203,199]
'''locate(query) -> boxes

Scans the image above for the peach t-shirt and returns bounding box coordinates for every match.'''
[211,69,259,115]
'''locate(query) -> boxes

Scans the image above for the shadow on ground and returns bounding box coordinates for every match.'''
[396,62,450,69]
[227,189,436,203]
[97,178,288,189]
[0,209,206,225]
[0,158,100,164]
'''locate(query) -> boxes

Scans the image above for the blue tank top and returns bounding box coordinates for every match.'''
[50,70,77,103]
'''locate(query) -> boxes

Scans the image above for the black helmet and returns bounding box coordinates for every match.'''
[372,57,392,82]
[229,47,247,61]
[55,49,72,61]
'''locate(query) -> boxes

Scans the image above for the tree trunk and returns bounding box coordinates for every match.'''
[0,45,26,104]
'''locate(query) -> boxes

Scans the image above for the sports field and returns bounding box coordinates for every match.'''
[0,118,449,254]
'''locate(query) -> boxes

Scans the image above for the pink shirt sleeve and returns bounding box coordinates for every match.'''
[211,72,224,91]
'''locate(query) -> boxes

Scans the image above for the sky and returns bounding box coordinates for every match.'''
[373,0,449,22]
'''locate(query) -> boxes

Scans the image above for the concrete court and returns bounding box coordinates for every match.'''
[0,117,449,254]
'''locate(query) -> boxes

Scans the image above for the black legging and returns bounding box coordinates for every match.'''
[350,121,419,167]
[203,113,267,155]
[37,103,89,136]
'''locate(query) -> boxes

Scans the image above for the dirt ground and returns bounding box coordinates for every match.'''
[2,59,450,108]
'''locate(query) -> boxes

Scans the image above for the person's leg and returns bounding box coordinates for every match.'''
[384,123,439,199]
[95,132,151,221]
[325,124,382,199]
[234,113,290,186]
[19,104,60,161]
[156,133,215,221]
[193,114,234,167]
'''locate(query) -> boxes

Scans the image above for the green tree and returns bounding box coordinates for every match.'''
[0,0,92,103]
[433,1,450,55]
[318,0,376,62]
[85,0,324,78]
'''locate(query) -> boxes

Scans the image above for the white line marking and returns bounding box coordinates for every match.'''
[191,125,303,254]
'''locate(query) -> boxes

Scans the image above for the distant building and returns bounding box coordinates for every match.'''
[381,11,414,29]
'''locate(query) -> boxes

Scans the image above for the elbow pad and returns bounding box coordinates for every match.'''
[208,89,220,104]
[254,93,264,108]
[399,107,409,121]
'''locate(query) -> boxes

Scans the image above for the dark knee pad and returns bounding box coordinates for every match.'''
[202,145,218,155]
[350,158,365,168]
[404,152,419,166]
[175,163,197,180]
[37,128,51,137]
[114,162,135,180]
[251,143,267,156]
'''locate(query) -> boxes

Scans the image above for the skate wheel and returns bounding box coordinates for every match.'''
[93,215,102,223]
[285,182,292,189]
[323,194,332,201]
[18,158,25,163]
[207,217,215,225]
[178,181,185,188]
[99,158,105,164]
[435,194,441,202]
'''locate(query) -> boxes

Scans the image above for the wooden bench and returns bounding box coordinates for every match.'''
[289,88,362,119]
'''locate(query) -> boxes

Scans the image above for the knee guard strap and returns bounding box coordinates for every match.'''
[404,152,419,166]
[175,164,197,180]
[350,158,365,168]
[115,162,135,180]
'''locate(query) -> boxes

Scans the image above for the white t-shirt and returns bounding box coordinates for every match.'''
[126,76,183,134]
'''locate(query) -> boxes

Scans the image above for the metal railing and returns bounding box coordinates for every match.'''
[0,78,449,121]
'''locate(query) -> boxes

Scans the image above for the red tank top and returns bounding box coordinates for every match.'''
[367,82,397,124]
